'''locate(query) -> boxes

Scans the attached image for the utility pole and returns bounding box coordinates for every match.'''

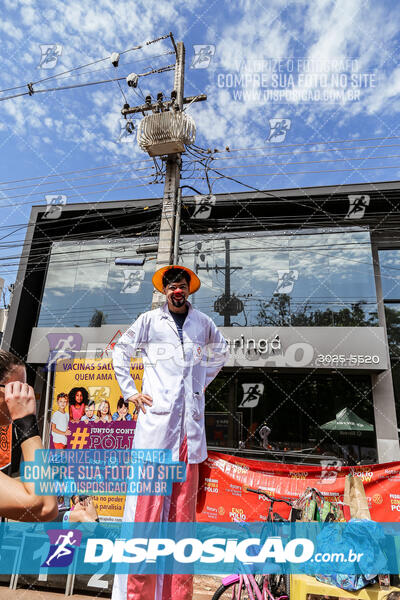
[120,34,206,308]
[196,239,244,326]
[151,41,184,308]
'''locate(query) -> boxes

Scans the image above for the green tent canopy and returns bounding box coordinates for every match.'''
[320,407,374,432]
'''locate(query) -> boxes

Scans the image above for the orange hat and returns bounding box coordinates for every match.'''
[152,265,201,294]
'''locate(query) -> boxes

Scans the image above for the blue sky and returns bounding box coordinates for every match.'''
[1,0,400,297]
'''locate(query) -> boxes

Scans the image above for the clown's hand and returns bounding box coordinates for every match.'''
[127,393,153,414]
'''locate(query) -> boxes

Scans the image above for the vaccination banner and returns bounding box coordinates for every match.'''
[197,452,400,523]
[50,357,143,520]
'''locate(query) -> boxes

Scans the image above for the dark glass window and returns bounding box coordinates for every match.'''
[37,238,156,327]
[379,250,400,301]
[180,228,377,327]
[206,372,376,464]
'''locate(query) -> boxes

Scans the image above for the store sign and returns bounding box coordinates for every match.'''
[28,326,388,371]
[220,326,388,370]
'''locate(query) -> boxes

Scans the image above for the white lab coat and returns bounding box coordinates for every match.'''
[112,301,229,463]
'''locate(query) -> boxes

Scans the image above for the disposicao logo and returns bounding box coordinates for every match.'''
[42,529,82,567]
[83,536,314,565]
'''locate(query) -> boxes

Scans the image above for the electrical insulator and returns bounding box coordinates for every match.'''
[126,73,139,88]
[111,52,120,67]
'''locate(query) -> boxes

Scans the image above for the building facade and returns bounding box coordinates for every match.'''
[3,181,400,466]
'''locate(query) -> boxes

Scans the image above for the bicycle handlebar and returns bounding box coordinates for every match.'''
[246,487,294,506]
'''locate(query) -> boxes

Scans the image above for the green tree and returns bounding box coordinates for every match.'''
[383,306,400,358]
[256,295,377,327]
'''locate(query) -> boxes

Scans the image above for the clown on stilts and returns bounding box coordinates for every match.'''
[111,265,229,600]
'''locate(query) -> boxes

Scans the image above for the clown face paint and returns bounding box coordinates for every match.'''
[164,278,190,311]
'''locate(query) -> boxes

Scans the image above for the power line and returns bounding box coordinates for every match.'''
[0,214,162,267]
[185,144,386,224]
[1,51,176,98]
[0,167,159,201]
[0,140,375,192]
[2,141,398,189]
[5,223,400,272]
[188,163,400,182]
[38,51,175,85]
[0,65,175,102]
[0,181,165,208]
[0,221,395,253]
[211,142,400,162]
[187,153,400,174]
[4,198,400,253]
[5,220,400,253]
[0,205,162,241]
[193,135,400,155]
[0,33,172,94]
[0,165,156,192]
[183,145,400,244]
[0,158,153,186]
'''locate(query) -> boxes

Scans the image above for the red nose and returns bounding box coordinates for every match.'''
[173,288,183,296]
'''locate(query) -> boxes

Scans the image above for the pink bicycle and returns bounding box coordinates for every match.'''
[211,488,293,600]
[211,573,289,600]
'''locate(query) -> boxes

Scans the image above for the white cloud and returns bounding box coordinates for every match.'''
[0,0,399,215]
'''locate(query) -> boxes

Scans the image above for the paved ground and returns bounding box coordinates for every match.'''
[0,576,222,599]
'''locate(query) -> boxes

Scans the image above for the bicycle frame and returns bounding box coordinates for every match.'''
[218,489,293,600]
[221,574,288,600]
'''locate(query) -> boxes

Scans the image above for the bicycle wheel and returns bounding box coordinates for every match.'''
[212,576,263,600]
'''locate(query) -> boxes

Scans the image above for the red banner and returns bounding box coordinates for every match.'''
[196,451,400,522]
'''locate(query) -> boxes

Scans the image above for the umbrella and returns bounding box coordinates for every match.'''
[320,407,374,432]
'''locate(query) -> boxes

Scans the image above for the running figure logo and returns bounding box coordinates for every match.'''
[267,118,291,142]
[88,386,111,404]
[121,270,145,294]
[345,194,370,219]
[38,44,62,69]
[46,333,83,369]
[239,383,264,408]
[42,194,67,220]
[274,269,298,294]
[191,45,215,69]
[319,459,343,484]
[117,118,135,143]
[192,195,216,219]
[42,529,82,567]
